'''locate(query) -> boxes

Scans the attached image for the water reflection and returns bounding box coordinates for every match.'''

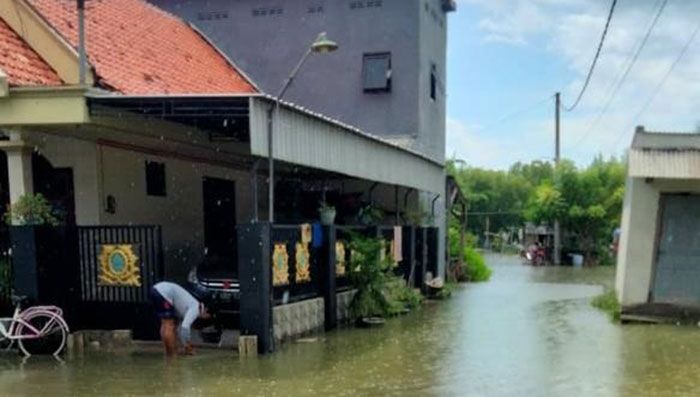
[0,255,699,396]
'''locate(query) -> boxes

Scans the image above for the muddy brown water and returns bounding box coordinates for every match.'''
[1,254,699,396]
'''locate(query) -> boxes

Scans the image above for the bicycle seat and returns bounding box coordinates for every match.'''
[11,295,27,305]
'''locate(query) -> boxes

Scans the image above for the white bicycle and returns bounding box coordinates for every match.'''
[0,295,70,357]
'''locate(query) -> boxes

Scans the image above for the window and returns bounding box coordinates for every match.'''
[363,53,391,92]
[145,161,166,197]
[430,64,437,101]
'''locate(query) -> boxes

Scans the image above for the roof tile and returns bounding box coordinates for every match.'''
[27,0,257,95]
[0,18,62,87]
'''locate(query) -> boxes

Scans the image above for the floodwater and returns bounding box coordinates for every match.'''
[2,254,700,396]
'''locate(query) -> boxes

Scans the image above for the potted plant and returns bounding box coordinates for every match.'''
[318,201,336,225]
[347,234,390,327]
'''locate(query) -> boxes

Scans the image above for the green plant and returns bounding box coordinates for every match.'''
[448,227,492,282]
[435,281,457,300]
[4,193,59,226]
[464,247,491,282]
[591,290,620,321]
[347,234,391,320]
[385,275,423,315]
[358,204,384,225]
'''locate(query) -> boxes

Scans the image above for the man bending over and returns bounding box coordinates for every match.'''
[150,281,211,356]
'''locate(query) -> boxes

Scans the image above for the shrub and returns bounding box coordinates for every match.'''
[347,234,391,320]
[434,281,457,300]
[4,193,59,226]
[385,275,423,315]
[464,247,492,282]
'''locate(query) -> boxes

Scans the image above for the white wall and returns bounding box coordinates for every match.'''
[33,132,101,225]
[616,177,700,306]
[99,144,255,280]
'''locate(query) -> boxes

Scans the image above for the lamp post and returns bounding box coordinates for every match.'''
[267,32,338,223]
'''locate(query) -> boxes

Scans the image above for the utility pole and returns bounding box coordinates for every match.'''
[553,92,561,265]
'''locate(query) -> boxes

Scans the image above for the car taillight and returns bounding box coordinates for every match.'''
[223,281,231,289]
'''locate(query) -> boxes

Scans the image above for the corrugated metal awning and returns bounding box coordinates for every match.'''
[249,97,445,193]
[629,149,700,179]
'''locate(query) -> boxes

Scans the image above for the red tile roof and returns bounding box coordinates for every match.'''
[0,18,63,87]
[27,0,257,95]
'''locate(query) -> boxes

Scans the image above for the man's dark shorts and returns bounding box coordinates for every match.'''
[150,286,176,319]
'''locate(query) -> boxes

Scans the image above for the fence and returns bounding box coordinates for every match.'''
[270,225,322,304]
[78,225,163,303]
[0,228,12,315]
[8,225,164,339]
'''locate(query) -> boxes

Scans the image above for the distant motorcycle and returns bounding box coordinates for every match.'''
[522,246,545,266]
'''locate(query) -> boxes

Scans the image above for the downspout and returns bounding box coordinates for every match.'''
[430,194,441,220]
[77,0,87,85]
[251,159,263,221]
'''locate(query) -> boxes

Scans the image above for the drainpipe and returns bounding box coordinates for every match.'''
[251,159,262,221]
[430,194,441,220]
[77,0,87,85]
[403,189,414,223]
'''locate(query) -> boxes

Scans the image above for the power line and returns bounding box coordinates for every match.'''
[566,0,668,149]
[612,21,700,149]
[475,95,552,133]
[563,0,619,112]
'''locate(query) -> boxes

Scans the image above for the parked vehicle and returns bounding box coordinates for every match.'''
[187,256,240,329]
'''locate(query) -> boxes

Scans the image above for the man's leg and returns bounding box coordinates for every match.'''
[160,319,177,356]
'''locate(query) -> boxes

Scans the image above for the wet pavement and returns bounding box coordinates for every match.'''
[1,254,700,396]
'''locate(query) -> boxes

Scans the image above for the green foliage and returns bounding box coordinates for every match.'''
[435,281,457,300]
[347,234,391,320]
[591,290,620,321]
[358,204,384,225]
[4,193,59,226]
[447,227,492,282]
[447,155,625,265]
[464,247,492,282]
[385,275,423,315]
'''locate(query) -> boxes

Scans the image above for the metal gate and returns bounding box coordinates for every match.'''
[652,194,700,305]
[75,225,164,339]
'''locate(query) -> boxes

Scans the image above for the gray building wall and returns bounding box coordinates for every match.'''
[151,0,451,162]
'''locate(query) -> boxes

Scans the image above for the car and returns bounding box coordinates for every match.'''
[187,255,240,329]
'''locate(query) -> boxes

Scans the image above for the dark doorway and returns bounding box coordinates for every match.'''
[652,194,700,305]
[202,177,237,277]
[32,154,76,225]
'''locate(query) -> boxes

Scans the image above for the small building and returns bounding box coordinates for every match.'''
[616,127,700,317]
[0,0,445,348]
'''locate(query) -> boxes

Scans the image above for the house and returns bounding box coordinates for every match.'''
[150,0,456,273]
[616,126,700,318]
[0,0,445,347]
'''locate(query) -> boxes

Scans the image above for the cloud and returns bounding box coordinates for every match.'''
[450,0,700,168]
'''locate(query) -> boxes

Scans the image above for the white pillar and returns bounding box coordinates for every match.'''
[6,147,33,204]
[0,131,34,207]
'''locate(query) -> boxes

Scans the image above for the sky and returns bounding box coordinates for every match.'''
[446,0,700,170]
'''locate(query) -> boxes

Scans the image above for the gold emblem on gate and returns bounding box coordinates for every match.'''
[98,245,141,287]
[295,242,311,283]
[335,242,346,276]
[272,243,290,286]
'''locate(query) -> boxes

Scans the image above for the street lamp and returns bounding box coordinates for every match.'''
[267,32,338,223]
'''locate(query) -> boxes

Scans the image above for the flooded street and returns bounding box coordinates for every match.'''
[2,254,700,396]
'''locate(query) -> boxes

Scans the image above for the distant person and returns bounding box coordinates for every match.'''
[150,281,211,356]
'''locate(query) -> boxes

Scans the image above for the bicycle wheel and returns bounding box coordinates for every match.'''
[16,311,68,356]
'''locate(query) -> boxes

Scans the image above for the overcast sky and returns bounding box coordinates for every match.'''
[446,0,700,169]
